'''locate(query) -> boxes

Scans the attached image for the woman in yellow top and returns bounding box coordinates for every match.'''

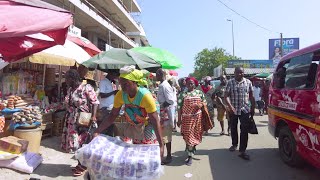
[94,65,164,159]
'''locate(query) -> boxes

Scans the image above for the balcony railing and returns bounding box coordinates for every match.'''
[80,0,137,46]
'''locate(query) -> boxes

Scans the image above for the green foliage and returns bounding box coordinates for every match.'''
[193,47,240,79]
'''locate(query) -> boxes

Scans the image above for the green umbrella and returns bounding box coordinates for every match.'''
[81,48,161,72]
[131,47,182,69]
[266,73,273,80]
[254,72,271,78]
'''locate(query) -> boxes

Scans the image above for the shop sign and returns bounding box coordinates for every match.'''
[68,25,81,37]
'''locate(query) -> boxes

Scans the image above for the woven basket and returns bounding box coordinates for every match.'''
[52,111,66,136]
[42,112,53,124]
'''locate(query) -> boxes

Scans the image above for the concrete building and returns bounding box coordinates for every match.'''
[43,0,149,50]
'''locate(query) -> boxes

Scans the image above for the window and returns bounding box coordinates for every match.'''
[281,52,318,89]
[274,61,289,89]
[274,51,319,89]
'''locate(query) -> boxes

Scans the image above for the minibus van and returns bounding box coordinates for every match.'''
[269,42,320,168]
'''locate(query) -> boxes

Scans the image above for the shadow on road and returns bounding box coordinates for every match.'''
[32,163,75,178]
[170,148,320,180]
[259,120,269,124]
[40,136,64,152]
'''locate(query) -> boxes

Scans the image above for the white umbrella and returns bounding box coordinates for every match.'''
[29,39,91,66]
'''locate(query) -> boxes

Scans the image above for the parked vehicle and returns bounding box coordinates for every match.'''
[268,42,320,168]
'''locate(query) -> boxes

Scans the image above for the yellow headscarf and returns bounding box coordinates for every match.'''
[120,65,148,86]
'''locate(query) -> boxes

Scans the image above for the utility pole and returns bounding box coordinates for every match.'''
[280,33,283,57]
[227,19,235,57]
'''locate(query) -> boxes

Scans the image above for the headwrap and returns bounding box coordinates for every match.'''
[119,65,148,86]
[186,77,199,87]
[203,76,212,82]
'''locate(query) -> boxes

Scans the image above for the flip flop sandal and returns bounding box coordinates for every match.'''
[71,165,82,172]
[72,165,87,173]
[220,131,225,135]
[73,169,85,177]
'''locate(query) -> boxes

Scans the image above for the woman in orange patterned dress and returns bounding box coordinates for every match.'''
[177,77,207,166]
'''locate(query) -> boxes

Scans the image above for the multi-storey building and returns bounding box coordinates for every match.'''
[43,0,149,50]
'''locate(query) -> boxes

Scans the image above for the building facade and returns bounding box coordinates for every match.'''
[43,0,149,50]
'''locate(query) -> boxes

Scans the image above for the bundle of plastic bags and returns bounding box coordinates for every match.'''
[0,152,42,173]
[76,135,163,180]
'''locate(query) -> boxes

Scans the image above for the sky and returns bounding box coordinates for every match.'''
[136,0,320,77]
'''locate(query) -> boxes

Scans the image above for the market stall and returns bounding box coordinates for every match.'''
[0,62,67,139]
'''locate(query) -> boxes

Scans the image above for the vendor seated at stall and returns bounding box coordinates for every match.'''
[98,70,120,136]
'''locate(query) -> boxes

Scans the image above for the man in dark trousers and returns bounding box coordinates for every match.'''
[225,67,255,160]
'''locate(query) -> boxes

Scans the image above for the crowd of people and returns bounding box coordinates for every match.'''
[60,65,270,176]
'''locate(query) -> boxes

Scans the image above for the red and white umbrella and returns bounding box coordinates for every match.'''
[67,35,101,57]
[0,0,73,62]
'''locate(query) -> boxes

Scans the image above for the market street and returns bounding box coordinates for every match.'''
[1,112,319,180]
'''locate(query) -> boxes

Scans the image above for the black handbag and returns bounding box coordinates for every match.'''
[248,117,258,134]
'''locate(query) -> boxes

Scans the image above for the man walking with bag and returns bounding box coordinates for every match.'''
[225,67,255,160]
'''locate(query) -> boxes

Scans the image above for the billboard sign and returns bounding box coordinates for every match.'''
[227,60,273,68]
[269,38,299,68]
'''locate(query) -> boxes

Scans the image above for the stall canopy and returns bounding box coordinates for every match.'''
[0,0,73,62]
[82,48,161,72]
[29,39,91,66]
[131,47,182,70]
[67,35,101,57]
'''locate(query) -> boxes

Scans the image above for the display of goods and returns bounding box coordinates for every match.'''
[76,135,163,180]
[44,103,65,113]
[0,136,29,154]
[0,116,4,133]
[4,95,34,109]
[0,101,5,111]
[12,106,42,125]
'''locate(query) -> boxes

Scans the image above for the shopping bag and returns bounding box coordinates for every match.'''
[248,117,258,134]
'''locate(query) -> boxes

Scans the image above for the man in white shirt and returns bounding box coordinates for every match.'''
[253,82,263,116]
[98,70,119,136]
[156,69,175,165]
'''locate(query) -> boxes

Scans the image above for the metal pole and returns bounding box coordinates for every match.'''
[227,19,235,57]
[280,33,283,57]
[108,30,111,50]
[231,20,235,57]
[58,66,62,101]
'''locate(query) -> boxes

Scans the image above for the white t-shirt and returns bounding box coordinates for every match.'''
[253,86,261,101]
[157,80,175,106]
[99,78,114,110]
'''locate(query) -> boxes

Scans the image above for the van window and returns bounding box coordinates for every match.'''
[286,52,319,89]
[274,52,319,89]
[274,62,289,89]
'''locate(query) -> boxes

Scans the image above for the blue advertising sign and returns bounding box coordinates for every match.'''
[269,38,299,68]
[227,60,273,68]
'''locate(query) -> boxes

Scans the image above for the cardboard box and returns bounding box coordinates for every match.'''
[0,136,29,154]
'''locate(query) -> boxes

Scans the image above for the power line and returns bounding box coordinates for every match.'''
[216,0,280,34]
